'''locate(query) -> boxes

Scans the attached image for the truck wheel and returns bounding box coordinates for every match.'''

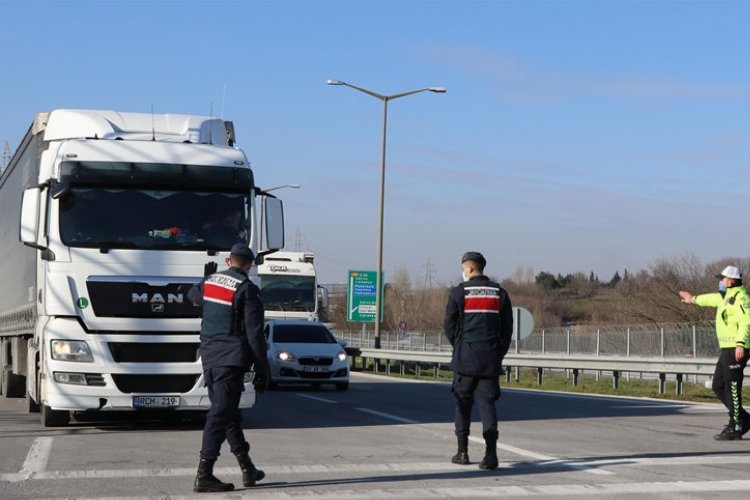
[41,404,69,427]
[335,382,349,392]
[1,368,26,398]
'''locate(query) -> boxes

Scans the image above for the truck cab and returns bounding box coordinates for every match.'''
[0,109,285,426]
[258,252,327,322]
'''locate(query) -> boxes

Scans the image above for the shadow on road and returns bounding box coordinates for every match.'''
[241,377,722,430]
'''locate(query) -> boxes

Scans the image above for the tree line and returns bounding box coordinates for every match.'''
[326,254,749,331]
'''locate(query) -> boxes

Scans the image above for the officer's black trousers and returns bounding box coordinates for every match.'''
[452,374,500,440]
[200,366,250,460]
[712,348,750,428]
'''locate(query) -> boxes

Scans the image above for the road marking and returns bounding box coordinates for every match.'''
[355,407,611,476]
[354,407,419,424]
[17,437,53,481]
[297,394,338,404]
[468,436,613,476]
[4,455,750,483]
[68,479,750,499]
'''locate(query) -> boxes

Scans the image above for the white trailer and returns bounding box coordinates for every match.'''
[0,109,285,426]
[258,252,327,322]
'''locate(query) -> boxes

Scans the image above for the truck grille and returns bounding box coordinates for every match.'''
[108,343,199,363]
[298,357,333,367]
[86,280,201,318]
[112,374,199,394]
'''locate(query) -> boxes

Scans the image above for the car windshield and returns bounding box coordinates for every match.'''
[261,275,315,312]
[59,188,249,251]
[272,324,336,344]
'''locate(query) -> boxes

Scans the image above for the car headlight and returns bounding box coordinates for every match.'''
[51,340,94,362]
[276,351,296,362]
[337,351,347,362]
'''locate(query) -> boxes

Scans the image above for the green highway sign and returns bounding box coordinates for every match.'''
[347,270,383,323]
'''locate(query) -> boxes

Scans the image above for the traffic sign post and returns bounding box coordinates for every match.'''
[347,270,383,323]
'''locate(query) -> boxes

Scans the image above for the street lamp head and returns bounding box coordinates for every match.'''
[428,87,447,93]
[263,183,301,193]
[326,79,344,85]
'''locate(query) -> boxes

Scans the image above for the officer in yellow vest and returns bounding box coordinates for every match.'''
[679,265,750,440]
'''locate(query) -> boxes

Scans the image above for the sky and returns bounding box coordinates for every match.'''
[1,0,748,285]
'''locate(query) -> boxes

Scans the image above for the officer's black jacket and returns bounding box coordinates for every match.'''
[444,276,513,377]
[198,268,270,376]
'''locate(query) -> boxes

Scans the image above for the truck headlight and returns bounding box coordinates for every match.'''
[337,351,347,362]
[51,340,94,362]
[54,372,88,385]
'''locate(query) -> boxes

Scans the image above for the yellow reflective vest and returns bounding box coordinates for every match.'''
[693,285,750,348]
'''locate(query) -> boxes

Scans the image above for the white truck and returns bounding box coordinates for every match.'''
[0,109,285,426]
[258,252,327,322]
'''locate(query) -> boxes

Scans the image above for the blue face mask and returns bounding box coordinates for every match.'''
[719,282,727,292]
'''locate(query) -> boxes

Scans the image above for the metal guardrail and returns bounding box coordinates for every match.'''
[344,347,748,395]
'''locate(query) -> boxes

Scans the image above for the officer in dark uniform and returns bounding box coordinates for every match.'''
[444,251,513,470]
[193,243,270,493]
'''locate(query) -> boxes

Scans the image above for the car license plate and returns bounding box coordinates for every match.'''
[303,366,327,372]
[132,396,180,408]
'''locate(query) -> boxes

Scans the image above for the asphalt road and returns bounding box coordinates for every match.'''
[1,372,749,499]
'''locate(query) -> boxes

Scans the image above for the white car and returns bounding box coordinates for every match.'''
[265,320,349,391]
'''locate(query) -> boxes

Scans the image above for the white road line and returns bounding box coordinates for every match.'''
[4,454,750,483]
[355,407,612,476]
[468,436,613,476]
[17,437,54,480]
[354,407,419,424]
[296,394,338,404]
[68,479,750,499]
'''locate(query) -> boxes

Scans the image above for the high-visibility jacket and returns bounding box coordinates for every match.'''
[693,285,750,348]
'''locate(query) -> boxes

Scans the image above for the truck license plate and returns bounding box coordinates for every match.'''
[132,396,180,408]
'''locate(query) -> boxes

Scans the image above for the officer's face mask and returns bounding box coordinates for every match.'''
[719,281,727,293]
[462,272,469,282]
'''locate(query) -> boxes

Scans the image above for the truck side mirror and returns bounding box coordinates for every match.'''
[20,188,41,247]
[317,286,329,309]
[263,196,284,251]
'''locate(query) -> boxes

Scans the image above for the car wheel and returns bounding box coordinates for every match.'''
[335,383,349,392]
[268,381,278,391]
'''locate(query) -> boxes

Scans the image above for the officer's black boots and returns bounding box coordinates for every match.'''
[235,452,265,487]
[742,411,750,436]
[193,458,234,493]
[451,436,470,465]
[479,431,499,470]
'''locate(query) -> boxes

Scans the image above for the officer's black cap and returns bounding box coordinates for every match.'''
[230,243,255,261]
[461,251,486,267]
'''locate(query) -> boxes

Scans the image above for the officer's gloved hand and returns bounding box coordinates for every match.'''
[203,261,218,278]
[254,372,269,394]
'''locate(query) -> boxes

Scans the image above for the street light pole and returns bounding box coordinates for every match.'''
[327,80,445,348]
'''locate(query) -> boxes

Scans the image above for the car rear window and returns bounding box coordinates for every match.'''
[273,324,337,344]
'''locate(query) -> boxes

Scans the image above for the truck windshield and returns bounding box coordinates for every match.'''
[59,188,249,251]
[261,275,315,312]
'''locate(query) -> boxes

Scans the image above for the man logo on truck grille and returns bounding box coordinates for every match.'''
[132,292,184,309]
